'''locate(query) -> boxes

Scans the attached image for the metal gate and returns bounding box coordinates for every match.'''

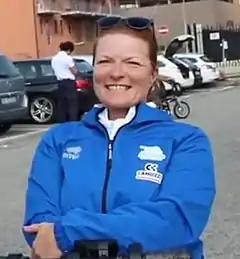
[188,23,240,62]
[202,24,240,62]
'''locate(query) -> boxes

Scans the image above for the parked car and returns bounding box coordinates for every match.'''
[164,34,203,88]
[72,54,94,65]
[174,53,221,83]
[157,55,194,89]
[0,53,28,135]
[170,57,202,87]
[13,58,97,124]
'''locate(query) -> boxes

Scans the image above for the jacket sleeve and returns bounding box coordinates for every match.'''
[54,127,216,253]
[23,127,62,247]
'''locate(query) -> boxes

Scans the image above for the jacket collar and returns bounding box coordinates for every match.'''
[81,102,173,129]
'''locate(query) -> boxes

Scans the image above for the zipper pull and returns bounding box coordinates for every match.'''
[108,141,113,160]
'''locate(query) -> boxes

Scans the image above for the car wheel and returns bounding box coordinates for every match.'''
[30,96,56,124]
[0,123,12,136]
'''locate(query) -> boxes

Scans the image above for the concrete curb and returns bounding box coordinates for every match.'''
[225,74,240,78]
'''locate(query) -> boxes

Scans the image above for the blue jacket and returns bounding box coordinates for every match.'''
[23,103,215,259]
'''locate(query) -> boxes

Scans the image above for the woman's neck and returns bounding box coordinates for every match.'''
[107,108,130,120]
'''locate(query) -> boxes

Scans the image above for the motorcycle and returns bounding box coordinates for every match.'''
[161,94,191,119]
[155,79,191,119]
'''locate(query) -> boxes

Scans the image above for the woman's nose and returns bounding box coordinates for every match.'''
[109,64,125,80]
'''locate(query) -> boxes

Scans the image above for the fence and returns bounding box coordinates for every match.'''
[189,23,240,62]
[215,59,240,77]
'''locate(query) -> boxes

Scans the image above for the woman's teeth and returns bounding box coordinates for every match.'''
[106,85,130,90]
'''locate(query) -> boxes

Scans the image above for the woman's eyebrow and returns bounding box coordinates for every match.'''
[98,55,112,59]
[124,57,140,61]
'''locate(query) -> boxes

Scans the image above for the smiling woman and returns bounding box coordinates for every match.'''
[91,18,158,120]
[93,33,157,119]
[23,16,216,259]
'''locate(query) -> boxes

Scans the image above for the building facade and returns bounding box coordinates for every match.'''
[1,0,240,60]
[0,0,120,60]
[119,0,240,48]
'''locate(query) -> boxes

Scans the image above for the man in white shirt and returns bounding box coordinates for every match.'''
[51,41,79,123]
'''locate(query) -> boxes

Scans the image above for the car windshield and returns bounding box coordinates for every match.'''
[179,58,194,66]
[0,55,21,77]
[180,57,197,64]
[171,58,188,67]
[74,59,93,73]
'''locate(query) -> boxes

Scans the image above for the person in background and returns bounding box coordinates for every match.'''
[51,41,79,123]
[23,16,216,259]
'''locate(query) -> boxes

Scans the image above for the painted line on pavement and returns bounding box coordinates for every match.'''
[1,85,235,142]
[182,85,235,99]
[11,127,49,131]
[0,128,48,143]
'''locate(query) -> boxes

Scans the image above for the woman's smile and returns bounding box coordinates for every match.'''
[105,84,132,91]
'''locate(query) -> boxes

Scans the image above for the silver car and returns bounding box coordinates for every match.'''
[0,53,28,135]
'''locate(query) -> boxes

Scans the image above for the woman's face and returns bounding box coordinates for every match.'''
[93,33,157,110]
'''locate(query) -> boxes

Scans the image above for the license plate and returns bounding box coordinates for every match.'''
[1,96,17,105]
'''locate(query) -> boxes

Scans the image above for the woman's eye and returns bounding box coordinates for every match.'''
[97,60,109,64]
[128,61,141,66]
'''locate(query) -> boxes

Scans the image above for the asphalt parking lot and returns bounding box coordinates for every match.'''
[0,84,239,258]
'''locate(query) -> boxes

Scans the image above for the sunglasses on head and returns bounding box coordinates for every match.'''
[97,16,154,31]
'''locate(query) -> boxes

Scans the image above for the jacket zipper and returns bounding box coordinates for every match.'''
[101,125,130,213]
[99,107,138,213]
[101,140,113,213]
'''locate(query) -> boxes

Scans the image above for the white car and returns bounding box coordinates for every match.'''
[71,54,93,65]
[174,53,220,84]
[157,55,194,89]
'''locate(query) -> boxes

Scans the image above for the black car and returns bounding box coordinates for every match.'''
[0,53,28,134]
[13,58,97,124]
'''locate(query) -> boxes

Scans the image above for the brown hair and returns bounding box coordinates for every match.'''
[93,22,158,70]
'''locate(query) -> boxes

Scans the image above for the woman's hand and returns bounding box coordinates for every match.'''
[24,223,62,259]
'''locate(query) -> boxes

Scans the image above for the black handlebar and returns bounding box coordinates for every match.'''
[0,254,30,259]
[74,240,119,258]
[0,241,144,259]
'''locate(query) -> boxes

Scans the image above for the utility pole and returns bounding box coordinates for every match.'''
[181,0,187,34]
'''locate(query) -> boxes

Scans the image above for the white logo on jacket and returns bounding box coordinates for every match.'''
[62,146,81,160]
[135,163,163,184]
[138,145,166,161]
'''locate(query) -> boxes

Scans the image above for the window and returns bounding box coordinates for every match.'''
[219,0,233,3]
[54,20,58,33]
[186,58,197,63]
[60,20,64,35]
[0,55,21,77]
[68,23,72,34]
[14,63,37,79]
[179,57,197,64]
[84,20,95,41]
[40,18,44,34]
[40,63,54,76]
[74,59,93,73]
